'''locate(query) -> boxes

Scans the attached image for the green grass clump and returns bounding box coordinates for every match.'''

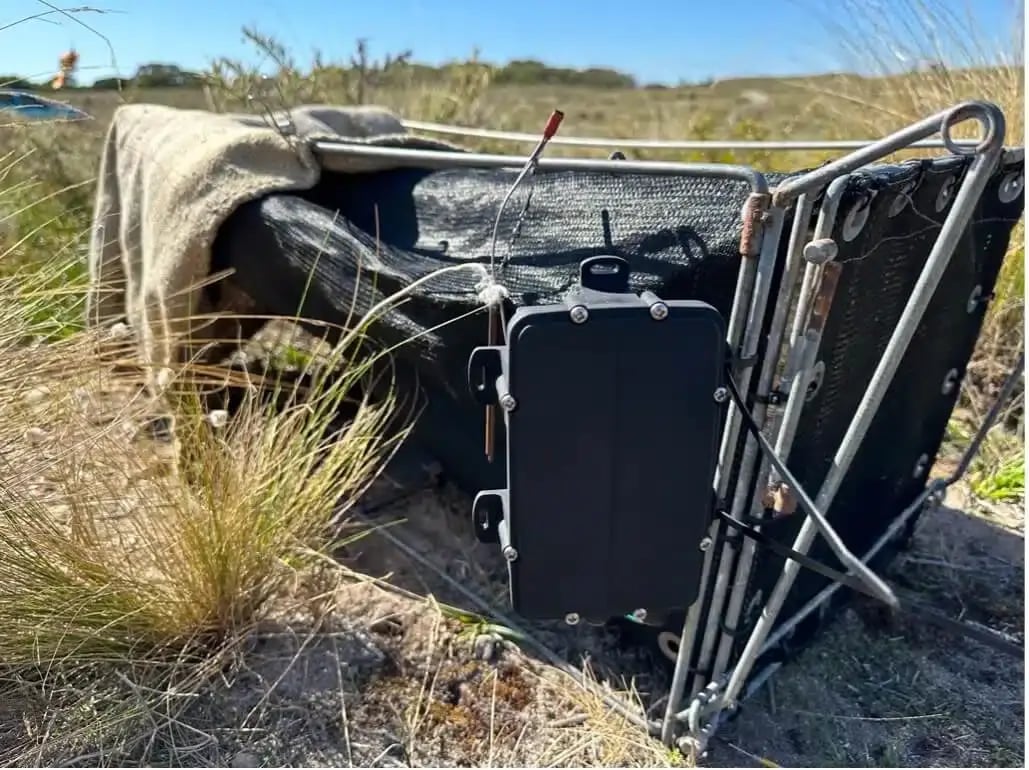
[970,450,1025,503]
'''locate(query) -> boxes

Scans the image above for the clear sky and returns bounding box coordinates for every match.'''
[0,0,1020,86]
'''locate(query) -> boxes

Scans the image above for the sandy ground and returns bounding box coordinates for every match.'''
[705,490,1024,768]
[1,359,1022,768]
[193,462,1023,768]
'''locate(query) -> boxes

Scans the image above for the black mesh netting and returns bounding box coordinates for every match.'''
[211,150,1023,687]
[730,153,1025,677]
[213,164,793,493]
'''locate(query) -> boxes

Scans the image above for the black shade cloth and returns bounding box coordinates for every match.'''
[730,154,1024,679]
[214,164,791,493]
[211,150,1024,692]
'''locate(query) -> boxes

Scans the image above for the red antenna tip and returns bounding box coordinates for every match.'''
[543,110,564,140]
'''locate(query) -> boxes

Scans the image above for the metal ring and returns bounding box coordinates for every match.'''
[967,285,983,314]
[888,180,918,217]
[912,453,930,479]
[935,177,956,212]
[841,195,873,242]
[657,631,681,663]
[941,368,960,396]
[939,101,1004,157]
[805,361,826,402]
[999,170,1024,203]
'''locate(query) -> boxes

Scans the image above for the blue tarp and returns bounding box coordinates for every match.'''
[0,89,91,121]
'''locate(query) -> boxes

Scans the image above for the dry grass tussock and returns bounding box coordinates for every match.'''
[0,242,413,762]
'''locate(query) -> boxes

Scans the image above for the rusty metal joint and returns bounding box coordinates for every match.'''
[740,192,772,257]
[771,186,797,209]
[761,482,799,518]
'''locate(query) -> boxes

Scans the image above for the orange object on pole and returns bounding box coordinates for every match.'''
[52,49,79,90]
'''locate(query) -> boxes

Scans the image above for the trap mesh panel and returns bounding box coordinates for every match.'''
[213,164,793,495]
[729,154,1025,677]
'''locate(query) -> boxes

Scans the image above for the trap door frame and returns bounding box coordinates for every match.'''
[660,100,1016,752]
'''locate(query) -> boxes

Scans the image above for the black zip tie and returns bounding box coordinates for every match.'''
[754,390,788,406]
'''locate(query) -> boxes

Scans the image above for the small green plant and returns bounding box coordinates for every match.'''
[946,415,1025,503]
[970,450,1025,503]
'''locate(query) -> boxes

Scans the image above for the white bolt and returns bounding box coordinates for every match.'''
[802,238,838,265]
[699,537,713,551]
[632,608,648,622]
[713,387,729,403]
[569,305,589,324]
[941,369,960,396]
[502,545,518,562]
[206,409,229,429]
[967,285,983,314]
[649,302,669,321]
[499,393,518,412]
[565,613,581,625]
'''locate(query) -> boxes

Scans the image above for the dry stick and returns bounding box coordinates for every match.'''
[720,739,781,768]
[330,635,355,768]
[783,707,946,722]
[902,555,1009,573]
[549,713,589,728]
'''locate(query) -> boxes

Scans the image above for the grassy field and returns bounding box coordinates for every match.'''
[0,4,1025,767]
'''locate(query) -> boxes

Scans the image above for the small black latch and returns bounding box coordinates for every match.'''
[578,255,631,294]
[755,389,788,406]
[467,346,504,406]
[472,491,506,544]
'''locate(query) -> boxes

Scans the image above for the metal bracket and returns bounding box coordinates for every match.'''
[467,346,504,406]
[471,489,507,544]
[661,99,1013,751]
[577,254,632,294]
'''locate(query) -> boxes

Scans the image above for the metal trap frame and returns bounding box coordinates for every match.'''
[310,100,1024,752]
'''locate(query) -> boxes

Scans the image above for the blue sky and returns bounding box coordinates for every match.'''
[0,0,1020,86]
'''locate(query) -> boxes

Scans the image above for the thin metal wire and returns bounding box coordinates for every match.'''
[401,118,978,152]
[314,141,769,193]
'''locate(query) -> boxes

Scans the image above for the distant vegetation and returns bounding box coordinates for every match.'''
[2,51,640,93]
